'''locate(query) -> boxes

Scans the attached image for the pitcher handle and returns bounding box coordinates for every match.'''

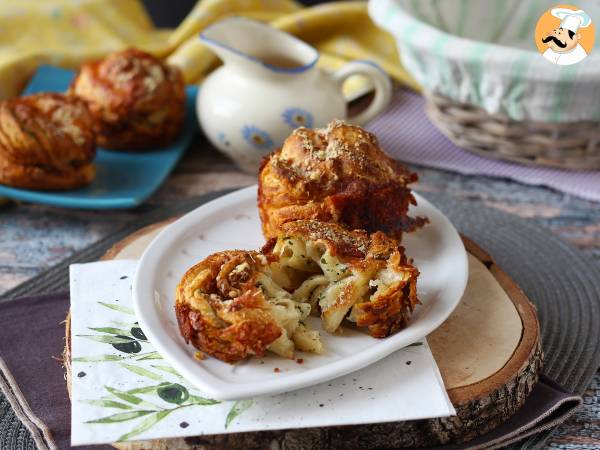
[332,60,392,126]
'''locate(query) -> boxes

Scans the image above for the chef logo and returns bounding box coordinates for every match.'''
[535,5,595,65]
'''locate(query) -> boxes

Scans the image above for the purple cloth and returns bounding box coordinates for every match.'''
[0,293,110,450]
[367,91,600,202]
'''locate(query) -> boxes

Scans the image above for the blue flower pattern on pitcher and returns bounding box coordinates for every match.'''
[217,131,231,147]
[282,107,314,128]
[241,125,274,151]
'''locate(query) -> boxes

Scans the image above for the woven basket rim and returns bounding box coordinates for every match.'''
[426,93,600,126]
[424,94,600,171]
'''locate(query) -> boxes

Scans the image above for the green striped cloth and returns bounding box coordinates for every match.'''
[369,0,600,123]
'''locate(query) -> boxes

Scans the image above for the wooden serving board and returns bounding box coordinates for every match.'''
[64,221,542,449]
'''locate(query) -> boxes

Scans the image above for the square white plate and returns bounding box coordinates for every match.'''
[132,186,468,400]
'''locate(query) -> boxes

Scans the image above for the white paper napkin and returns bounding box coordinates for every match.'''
[70,260,455,446]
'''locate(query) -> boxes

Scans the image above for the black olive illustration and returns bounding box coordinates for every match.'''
[111,335,142,353]
[130,326,147,340]
[157,383,189,405]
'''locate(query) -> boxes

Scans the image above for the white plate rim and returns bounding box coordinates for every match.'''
[132,185,468,400]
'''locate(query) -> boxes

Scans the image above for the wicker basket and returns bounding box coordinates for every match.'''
[370,0,600,171]
[425,94,600,171]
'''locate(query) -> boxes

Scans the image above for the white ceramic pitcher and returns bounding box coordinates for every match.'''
[197,17,392,173]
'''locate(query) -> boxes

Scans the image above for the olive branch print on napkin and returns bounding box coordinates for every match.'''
[73,301,252,442]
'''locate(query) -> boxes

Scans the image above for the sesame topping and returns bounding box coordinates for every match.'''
[270,120,414,195]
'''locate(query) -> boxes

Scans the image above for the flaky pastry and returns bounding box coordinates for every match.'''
[0,93,96,190]
[258,120,427,240]
[265,220,419,338]
[176,220,419,363]
[175,250,322,363]
[69,48,185,151]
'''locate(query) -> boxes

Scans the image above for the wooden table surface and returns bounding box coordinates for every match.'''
[0,136,598,449]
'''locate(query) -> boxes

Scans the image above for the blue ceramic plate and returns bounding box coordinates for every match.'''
[0,65,198,209]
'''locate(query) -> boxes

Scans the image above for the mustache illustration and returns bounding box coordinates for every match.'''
[542,35,567,48]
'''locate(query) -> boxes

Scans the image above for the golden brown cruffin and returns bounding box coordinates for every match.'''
[175,250,323,363]
[176,220,419,363]
[69,48,185,151]
[264,220,420,338]
[258,120,427,241]
[0,93,96,190]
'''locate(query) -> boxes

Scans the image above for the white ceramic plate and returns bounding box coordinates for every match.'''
[133,185,468,400]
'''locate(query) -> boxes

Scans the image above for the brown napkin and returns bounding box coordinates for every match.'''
[0,293,581,450]
[428,377,582,450]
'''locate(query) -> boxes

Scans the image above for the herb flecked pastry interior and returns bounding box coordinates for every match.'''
[175,220,419,363]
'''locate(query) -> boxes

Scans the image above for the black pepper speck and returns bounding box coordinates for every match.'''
[77,371,86,378]
[319,404,324,407]
[406,361,412,365]
[180,422,189,428]
[120,276,128,280]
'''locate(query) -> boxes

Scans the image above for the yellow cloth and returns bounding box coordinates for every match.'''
[0,0,418,100]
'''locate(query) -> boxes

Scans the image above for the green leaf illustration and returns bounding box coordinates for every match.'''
[98,302,134,315]
[72,355,124,362]
[127,383,170,395]
[105,386,160,410]
[111,320,137,328]
[157,384,189,405]
[150,365,180,377]
[81,399,134,410]
[136,352,163,361]
[88,327,132,336]
[117,410,173,442]
[188,394,220,405]
[120,363,164,381]
[105,387,146,405]
[86,410,155,424]
[225,400,253,428]
[77,335,137,344]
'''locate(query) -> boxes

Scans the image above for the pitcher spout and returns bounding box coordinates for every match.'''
[199,17,319,74]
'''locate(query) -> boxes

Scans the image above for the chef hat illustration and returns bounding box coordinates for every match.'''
[551,8,592,33]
